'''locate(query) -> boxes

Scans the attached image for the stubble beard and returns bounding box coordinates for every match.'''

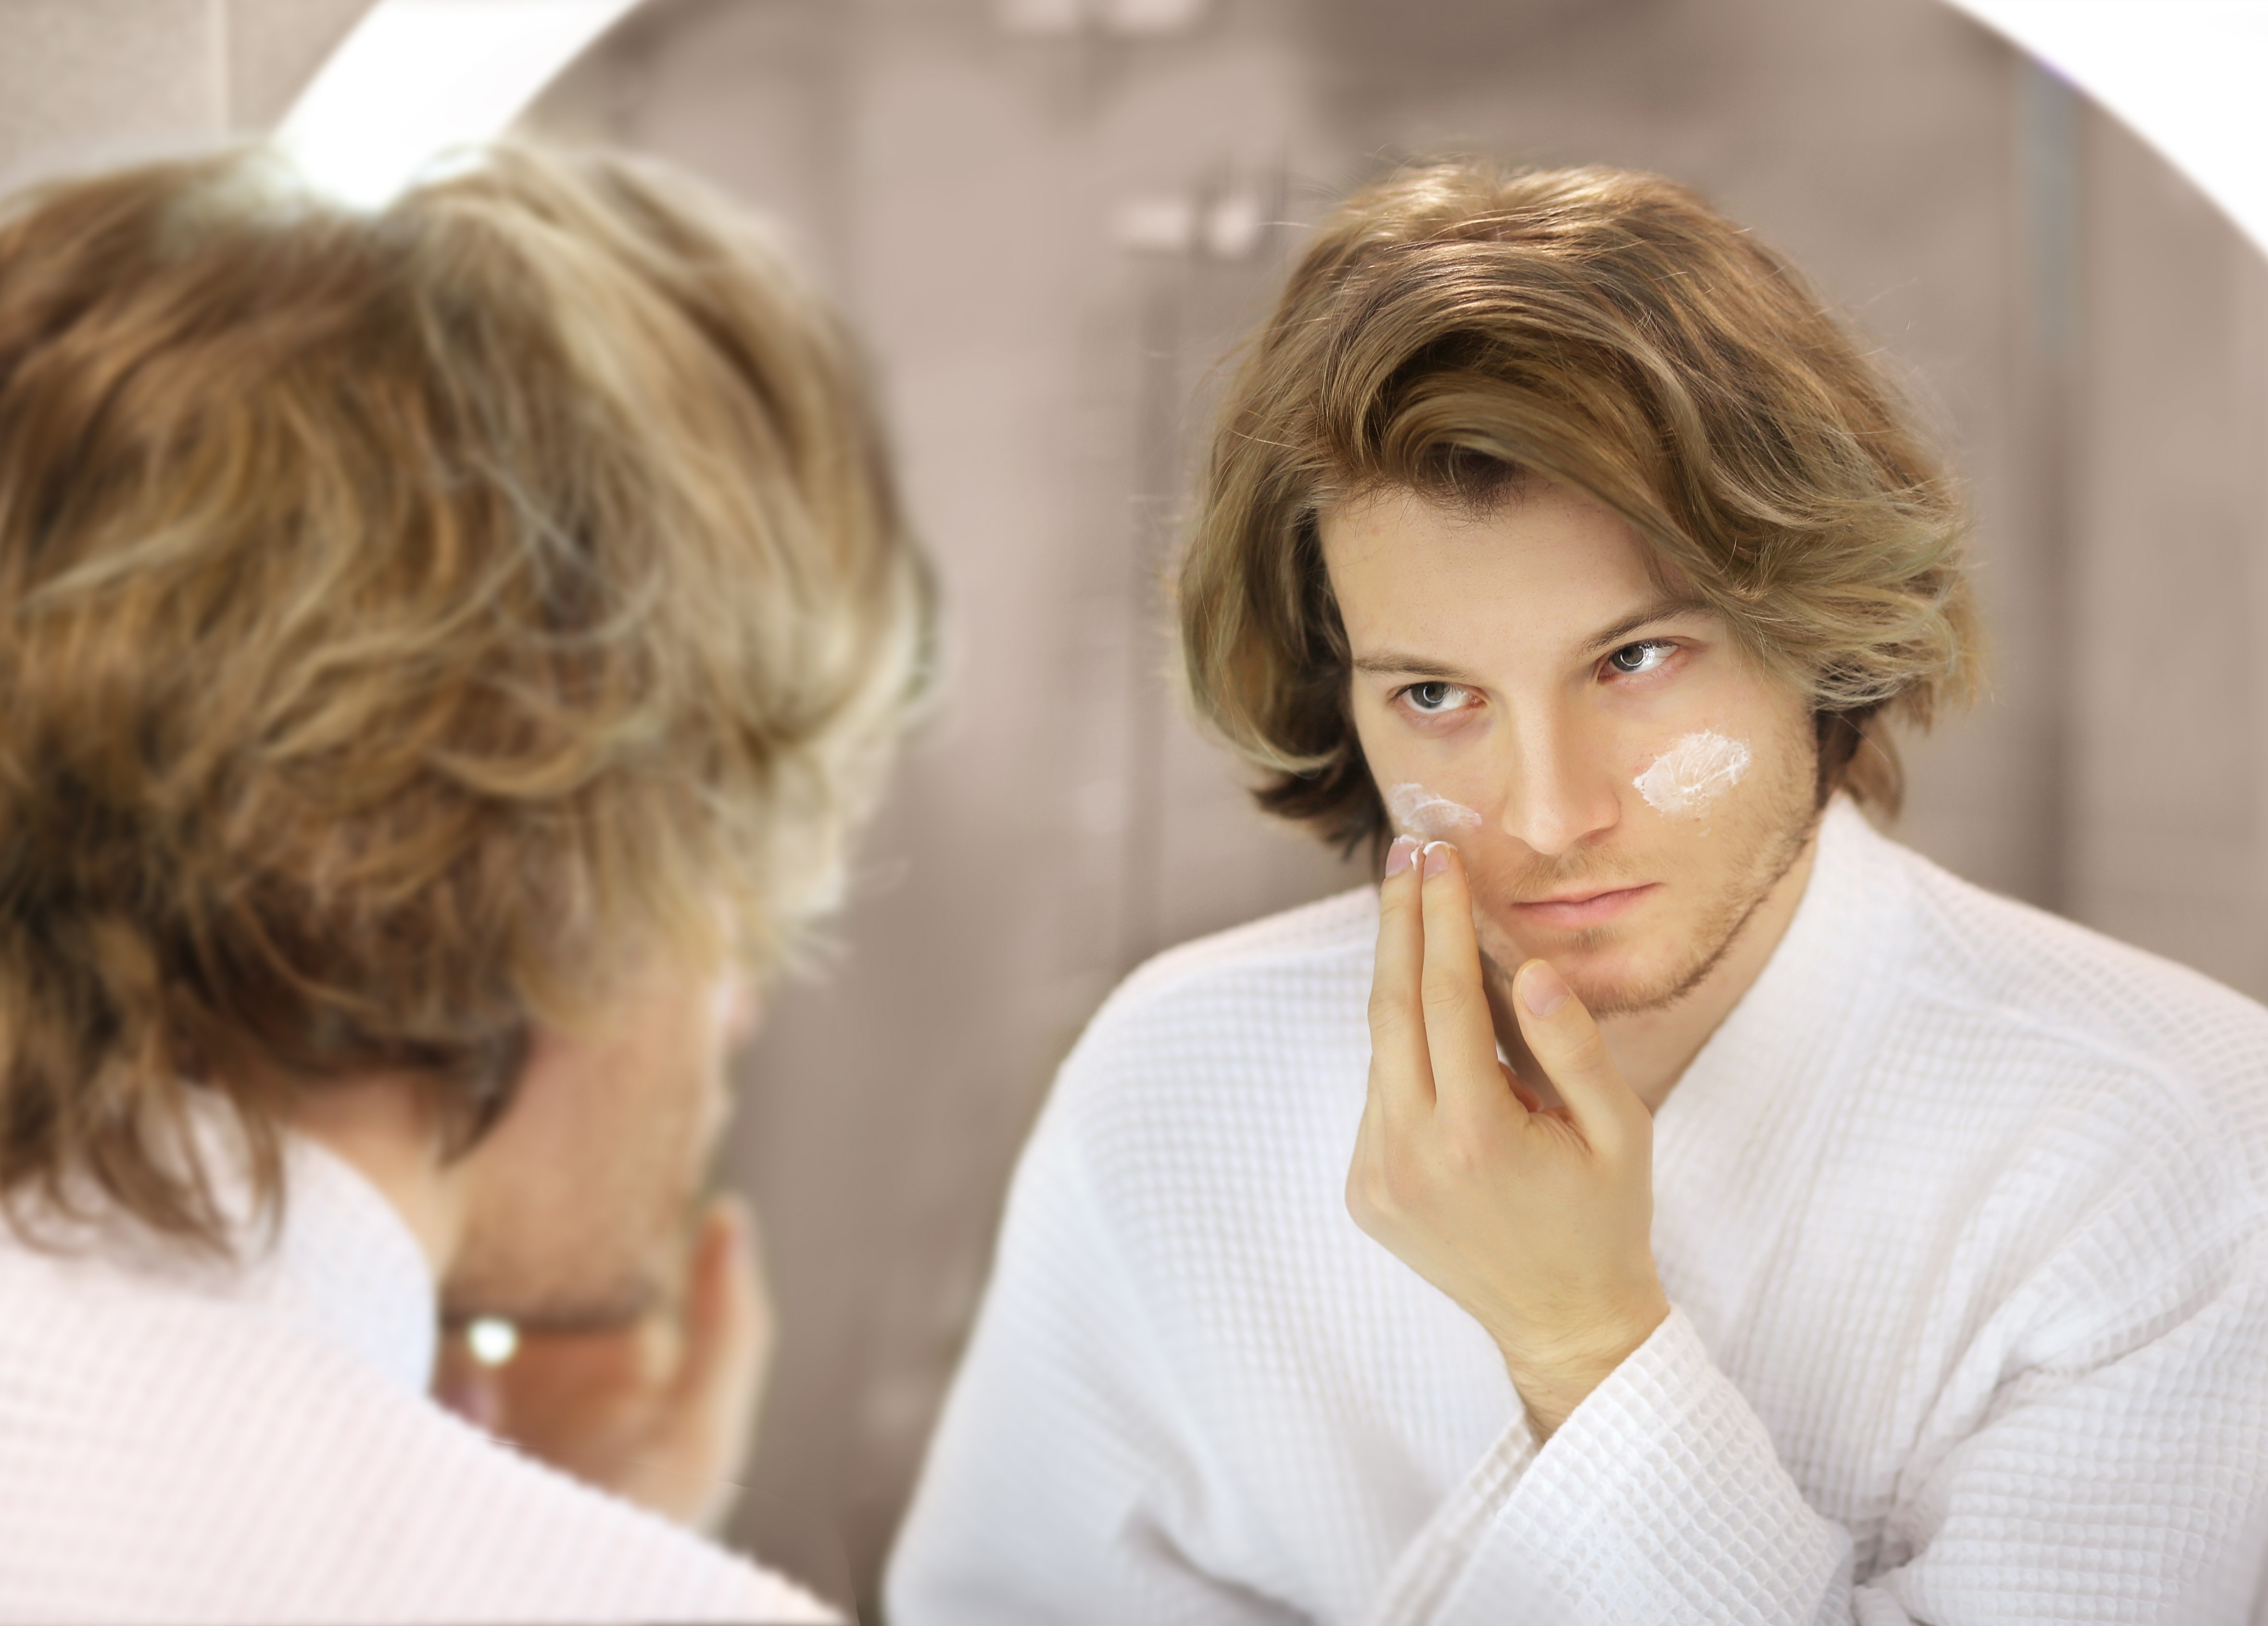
[439,1134,704,1333]
[1472,765,1823,1023]
[442,1205,686,1332]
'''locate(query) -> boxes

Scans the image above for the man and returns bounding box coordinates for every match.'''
[889,164,2268,1622]
[0,142,928,1620]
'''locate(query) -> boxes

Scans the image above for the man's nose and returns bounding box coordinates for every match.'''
[1494,710,1621,858]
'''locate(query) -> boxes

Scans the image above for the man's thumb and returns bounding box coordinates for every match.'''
[1512,959,1638,1151]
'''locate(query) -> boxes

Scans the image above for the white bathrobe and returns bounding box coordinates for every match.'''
[0,1120,829,1623]
[889,801,2268,1624]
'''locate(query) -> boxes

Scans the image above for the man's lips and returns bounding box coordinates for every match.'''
[1509,881,1659,930]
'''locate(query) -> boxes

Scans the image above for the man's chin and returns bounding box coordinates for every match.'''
[441,1262,667,1334]
[1482,932,1694,1022]
[1563,966,1692,1021]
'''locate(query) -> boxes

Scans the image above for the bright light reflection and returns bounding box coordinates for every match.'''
[466,1315,520,1366]
[1945,0,2268,261]
[277,0,643,210]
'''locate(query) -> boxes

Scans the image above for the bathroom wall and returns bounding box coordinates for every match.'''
[6,1,2263,1613]
[530,1,2268,1611]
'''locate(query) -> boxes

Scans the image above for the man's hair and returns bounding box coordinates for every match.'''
[1178,162,1979,850]
[0,144,931,1249]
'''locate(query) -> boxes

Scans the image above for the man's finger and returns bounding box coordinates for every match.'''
[1501,1059,1547,1115]
[431,1336,505,1435]
[647,1196,768,1532]
[1345,1087,1390,1232]
[670,1197,768,1416]
[1368,834,1435,1115]
[1418,842,1524,1132]
[1510,959,1639,1156]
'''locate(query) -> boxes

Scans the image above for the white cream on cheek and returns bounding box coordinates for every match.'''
[1633,730,1751,818]
[1385,781,1484,839]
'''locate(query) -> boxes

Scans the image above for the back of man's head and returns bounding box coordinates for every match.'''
[0,145,930,1250]
[1179,162,1979,850]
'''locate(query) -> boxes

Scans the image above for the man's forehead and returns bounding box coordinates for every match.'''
[1321,483,1710,664]
[1321,478,1643,576]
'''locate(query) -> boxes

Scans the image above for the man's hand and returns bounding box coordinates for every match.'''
[433,1195,772,1533]
[1348,836,1669,1438]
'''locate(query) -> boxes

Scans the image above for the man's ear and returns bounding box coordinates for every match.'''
[1812,701,1892,811]
[716,969,762,1052]
[444,1020,534,1158]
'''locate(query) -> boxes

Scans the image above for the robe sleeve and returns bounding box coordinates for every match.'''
[1362,1249,2268,1626]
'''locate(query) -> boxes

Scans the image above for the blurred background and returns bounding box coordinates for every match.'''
[6,0,2266,1616]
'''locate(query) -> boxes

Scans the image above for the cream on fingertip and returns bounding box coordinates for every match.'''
[1384,834,1421,877]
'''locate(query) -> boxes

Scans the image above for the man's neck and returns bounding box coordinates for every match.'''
[284,1075,466,1282]
[1598,831,1820,1112]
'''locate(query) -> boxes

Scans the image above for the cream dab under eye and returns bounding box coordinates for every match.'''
[1634,730,1751,817]
[1385,782,1483,838]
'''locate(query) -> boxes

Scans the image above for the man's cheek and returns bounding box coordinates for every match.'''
[1632,729,1753,820]
[1465,888,1537,976]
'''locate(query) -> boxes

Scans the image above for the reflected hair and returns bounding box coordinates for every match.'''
[1178,162,1979,850]
[0,143,932,1251]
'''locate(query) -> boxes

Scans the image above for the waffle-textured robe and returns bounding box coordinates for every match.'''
[890,801,2268,1624]
[0,1120,830,1623]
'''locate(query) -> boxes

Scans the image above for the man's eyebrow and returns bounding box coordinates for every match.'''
[1348,651,1488,683]
[1348,597,1713,680]
[1578,596,1714,656]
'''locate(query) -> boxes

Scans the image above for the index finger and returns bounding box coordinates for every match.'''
[1368,834,1435,1117]
[1418,840,1527,1134]
[651,1196,767,1533]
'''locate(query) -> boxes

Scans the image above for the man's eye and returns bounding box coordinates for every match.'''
[1605,640,1674,677]
[1402,680,1469,714]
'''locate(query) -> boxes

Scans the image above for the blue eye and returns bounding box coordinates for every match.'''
[1403,680,1468,713]
[1606,640,1673,676]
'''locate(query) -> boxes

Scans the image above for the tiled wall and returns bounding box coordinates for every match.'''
[0,0,368,184]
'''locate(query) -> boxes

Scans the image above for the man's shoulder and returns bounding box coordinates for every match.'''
[1073,886,1378,1076]
[0,1243,829,1623]
[1870,827,2268,1170]
[1886,833,2268,1057]
[1037,887,1378,1153]
[1106,884,1380,1016]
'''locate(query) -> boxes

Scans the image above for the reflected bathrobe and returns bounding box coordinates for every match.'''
[0,1123,829,1624]
[888,801,2268,1624]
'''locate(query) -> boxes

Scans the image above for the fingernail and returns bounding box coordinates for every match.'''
[1521,959,1570,1017]
[713,1194,755,1253]
[1421,840,1452,878]
[1384,834,1421,877]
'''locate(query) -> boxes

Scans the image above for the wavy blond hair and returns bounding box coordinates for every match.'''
[1180,163,1979,850]
[0,144,931,1249]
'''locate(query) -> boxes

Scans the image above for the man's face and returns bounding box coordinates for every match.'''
[1321,479,1819,1020]
[439,955,756,1329]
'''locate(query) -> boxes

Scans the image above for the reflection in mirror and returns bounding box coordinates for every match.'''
[529,1,2268,1611]
[4,0,2266,1617]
